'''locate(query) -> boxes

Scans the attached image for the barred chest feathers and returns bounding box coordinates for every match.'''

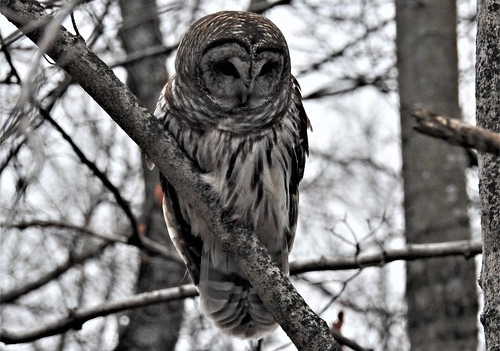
[163,101,300,270]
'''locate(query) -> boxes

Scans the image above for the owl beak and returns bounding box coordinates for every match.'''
[240,90,249,104]
[239,79,255,105]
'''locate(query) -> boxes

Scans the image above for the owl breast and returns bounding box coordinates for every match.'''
[166,110,298,261]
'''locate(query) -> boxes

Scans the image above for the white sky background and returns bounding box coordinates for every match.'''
[0,0,482,350]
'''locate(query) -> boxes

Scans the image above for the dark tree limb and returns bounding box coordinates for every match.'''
[115,1,185,348]
[331,329,373,351]
[0,1,341,350]
[248,0,293,14]
[412,109,500,156]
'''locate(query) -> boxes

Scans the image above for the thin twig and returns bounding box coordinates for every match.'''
[1,220,182,302]
[109,44,177,68]
[1,242,110,303]
[2,220,128,243]
[37,106,141,246]
[291,239,482,274]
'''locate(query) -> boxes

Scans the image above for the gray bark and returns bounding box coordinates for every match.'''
[395,1,478,350]
[476,0,500,349]
[114,1,184,350]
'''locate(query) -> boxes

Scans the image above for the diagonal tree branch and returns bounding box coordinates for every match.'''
[37,107,141,246]
[412,109,500,156]
[0,220,183,303]
[0,241,110,303]
[0,1,340,350]
[331,329,373,351]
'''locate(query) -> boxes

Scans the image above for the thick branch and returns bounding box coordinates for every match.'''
[0,1,339,349]
[412,109,500,156]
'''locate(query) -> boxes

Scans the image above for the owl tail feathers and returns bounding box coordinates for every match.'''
[199,266,278,339]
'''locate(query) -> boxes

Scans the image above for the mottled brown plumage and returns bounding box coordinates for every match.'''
[152,11,310,339]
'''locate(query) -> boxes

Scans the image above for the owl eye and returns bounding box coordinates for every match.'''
[258,62,278,76]
[215,61,240,78]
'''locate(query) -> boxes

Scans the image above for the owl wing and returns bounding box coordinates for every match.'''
[154,81,203,285]
[160,174,202,285]
[286,77,310,253]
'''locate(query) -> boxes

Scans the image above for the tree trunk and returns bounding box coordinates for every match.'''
[395,1,478,350]
[115,1,184,350]
[476,0,500,349]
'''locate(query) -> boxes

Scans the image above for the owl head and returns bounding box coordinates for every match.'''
[175,11,292,113]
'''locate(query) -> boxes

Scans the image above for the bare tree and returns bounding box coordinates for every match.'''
[395,0,478,349]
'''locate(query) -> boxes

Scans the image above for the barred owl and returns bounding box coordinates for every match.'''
[152,11,310,339]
